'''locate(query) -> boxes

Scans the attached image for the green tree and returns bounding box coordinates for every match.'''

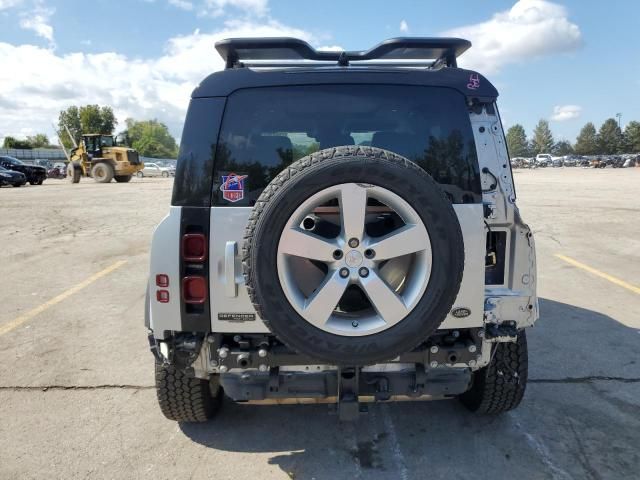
[123,119,178,158]
[622,121,640,153]
[531,119,554,155]
[574,122,598,155]
[597,118,622,154]
[506,124,530,157]
[57,105,117,149]
[57,106,82,148]
[552,140,574,156]
[26,134,50,148]
[2,136,32,149]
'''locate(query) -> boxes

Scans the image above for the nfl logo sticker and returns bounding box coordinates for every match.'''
[220,173,248,203]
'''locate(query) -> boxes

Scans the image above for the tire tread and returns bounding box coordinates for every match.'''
[154,361,220,422]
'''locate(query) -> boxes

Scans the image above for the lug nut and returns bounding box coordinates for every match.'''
[258,348,268,358]
[430,361,438,368]
[430,345,439,354]
[364,249,375,259]
[219,365,228,373]
[348,238,359,248]
[218,347,229,358]
[339,268,350,278]
[358,267,369,278]
[258,364,268,372]
[468,345,477,353]
[333,249,343,260]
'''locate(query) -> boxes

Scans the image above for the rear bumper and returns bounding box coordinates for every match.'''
[220,367,471,402]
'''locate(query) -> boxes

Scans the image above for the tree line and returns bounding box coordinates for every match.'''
[2,104,179,159]
[506,118,640,158]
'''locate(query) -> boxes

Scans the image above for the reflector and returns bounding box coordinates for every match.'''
[156,290,170,303]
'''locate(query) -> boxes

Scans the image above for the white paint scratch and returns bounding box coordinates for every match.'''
[381,404,409,480]
[512,414,573,480]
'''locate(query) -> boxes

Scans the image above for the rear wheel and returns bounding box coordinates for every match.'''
[162,171,169,178]
[114,175,132,183]
[67,164,81,183]
[459,331,528,414]
[91,162,114,183]
[155,361,222,422]
[137,171,144,178]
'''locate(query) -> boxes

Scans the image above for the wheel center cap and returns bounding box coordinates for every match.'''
[345,250,363,268]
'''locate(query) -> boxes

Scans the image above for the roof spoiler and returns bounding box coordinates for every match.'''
[215,37,471,70]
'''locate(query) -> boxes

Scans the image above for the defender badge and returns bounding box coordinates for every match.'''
[220,173,248,203]
[451,307,471,318]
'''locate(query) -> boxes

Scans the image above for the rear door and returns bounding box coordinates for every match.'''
[207,84,486,333]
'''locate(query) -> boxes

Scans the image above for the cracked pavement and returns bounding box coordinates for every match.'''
[0,170,639,479]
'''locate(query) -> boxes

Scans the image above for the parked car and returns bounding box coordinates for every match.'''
[0,165,27,187]
[0,155,47,185]
[137,162,171,178]
[535,154,552,167]
[47,166,66,179]
[551,156,564,167]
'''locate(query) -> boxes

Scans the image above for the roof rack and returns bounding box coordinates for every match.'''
[215,37,471,70]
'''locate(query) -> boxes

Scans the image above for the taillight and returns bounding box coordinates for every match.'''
[182,276,207,304]
[182,233,207,262]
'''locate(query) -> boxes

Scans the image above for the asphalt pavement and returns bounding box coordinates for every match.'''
[1,170,638,480]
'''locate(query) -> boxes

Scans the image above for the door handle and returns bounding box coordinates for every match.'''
[224,241,238,297]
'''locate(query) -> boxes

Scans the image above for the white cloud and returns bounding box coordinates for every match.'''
[0,0,24,9]
[0,19,316,143]
[445,0,582,74]
[202,0,268,17]
[550,104,581,121]
[317,45,343,52]
[169,0,193,10]
[19,3,55,46]
[400,20,409,33]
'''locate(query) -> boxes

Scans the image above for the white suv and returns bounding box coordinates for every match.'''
[146,37,538,422]
[138,162,170,178]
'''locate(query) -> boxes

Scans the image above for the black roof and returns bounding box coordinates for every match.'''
[192,37,497,101]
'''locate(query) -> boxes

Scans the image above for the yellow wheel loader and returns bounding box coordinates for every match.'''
[64,133,143,183]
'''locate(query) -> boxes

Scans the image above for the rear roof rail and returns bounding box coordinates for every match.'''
[215,37,471,70]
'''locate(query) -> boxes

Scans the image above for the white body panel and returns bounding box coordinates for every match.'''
[148,207,182,338]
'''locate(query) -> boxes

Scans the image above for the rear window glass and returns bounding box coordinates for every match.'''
[212,85,480,205]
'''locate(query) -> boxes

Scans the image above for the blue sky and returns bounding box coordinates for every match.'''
[1,0,638,144]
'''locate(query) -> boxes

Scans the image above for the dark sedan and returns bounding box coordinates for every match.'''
[0,155,47,185]
[0,165,27,187]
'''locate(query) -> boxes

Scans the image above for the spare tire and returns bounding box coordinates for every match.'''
[242,146,464,365]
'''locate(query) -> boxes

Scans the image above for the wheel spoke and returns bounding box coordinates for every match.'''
[359,270,408,326]
[303,270,349,327]
[279,228,338,262]
[339,183,368,242]
[366,224,429,260]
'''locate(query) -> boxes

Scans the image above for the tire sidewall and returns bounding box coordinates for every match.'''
[247,152,464,364]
